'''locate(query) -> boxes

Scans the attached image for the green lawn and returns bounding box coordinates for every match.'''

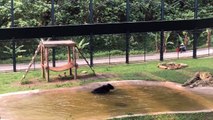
[111,112,213,120]
[1,57,213,119]
[0,57,213,94]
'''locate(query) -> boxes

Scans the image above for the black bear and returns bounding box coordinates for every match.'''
[91,84,114,94]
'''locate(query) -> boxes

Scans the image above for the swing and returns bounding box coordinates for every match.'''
[41,40,78,82]
[42,61,78,72]
[48,62,75,72]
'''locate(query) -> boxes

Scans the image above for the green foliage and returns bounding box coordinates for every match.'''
[77,39,89,50]
[0,0,212,61]
[3,44,26,57]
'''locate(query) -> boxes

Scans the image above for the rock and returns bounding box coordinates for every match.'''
[182,76,200,87]
[180,63,188,67]
[182,72,213,88]
[157,62,188,70]
[158,65,167,69]
[199,72,212,80]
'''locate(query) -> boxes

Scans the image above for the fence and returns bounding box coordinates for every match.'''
[0,0,213,72]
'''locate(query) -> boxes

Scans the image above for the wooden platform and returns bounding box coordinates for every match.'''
[42,40,76,47]
[41,40,77,82]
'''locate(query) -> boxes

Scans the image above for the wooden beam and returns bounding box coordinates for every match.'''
[45,48,50,82]
[73,46,77,79]
[0,18,213,40]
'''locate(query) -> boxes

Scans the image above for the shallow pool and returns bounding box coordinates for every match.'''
[0,80,213,120]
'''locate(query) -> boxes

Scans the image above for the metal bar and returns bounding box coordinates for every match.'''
[160,31,164,61]
[193,0,198,59]
[144,37,146,62]
[125,0,130,64]
[126,0,130,21]
[0,18,213,40]
[51,0,56,67]
[160,0,164,61]
[11,0,16,72]
[52,48,56,67]
[193,30,198,58]
[51,0,55,25]
[125,32,130,64]
[194,0,198,19]
[89,34,94,66]
[12,40,16,72]
[89,0,94,66]
[174,31,180,59]
[11,0,14,27]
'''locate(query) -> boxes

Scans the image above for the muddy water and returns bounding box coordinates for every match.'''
[0,81,213,120]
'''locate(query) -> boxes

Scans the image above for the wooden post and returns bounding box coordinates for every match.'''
[41,46,45,78]
[45,48,50,82]
[68,46,72,76]
[73,46,77,79]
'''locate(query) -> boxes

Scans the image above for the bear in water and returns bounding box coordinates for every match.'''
[91,84,114,94]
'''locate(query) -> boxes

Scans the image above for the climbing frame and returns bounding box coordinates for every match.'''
[40,40,77,82]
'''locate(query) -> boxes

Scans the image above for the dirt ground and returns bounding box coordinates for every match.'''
[13,73,117,89]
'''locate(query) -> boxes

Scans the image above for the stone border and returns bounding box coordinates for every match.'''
[0,90,40,98]
[108,109,213,120]
[1,80,213,120]
[1,80,212,98]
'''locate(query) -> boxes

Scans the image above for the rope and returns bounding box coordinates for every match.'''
[21,38,51,81]
[75,46,96,75]
[21,42,42,81]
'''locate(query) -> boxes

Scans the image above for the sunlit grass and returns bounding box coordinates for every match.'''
[111,112,213,120]
[0,57,213,94]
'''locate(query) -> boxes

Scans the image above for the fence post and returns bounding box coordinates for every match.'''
[51,0,56,67]
[89,0,94,66]
[193,0,198,59]
[125,0,130,64]
[11,0,16,72]
[160,0,164,61]
[144,38,146,62]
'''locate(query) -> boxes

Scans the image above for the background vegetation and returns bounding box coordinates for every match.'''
[0,0,212,62]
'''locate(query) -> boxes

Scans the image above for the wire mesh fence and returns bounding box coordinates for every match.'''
[0,0,213,72]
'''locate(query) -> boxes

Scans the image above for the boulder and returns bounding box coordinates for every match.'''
[157,62,188,70]
[182,72,213,88]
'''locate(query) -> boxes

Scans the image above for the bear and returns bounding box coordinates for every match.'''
[91,83,114,94]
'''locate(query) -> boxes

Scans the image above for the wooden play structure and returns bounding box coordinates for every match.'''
[21,39,95,82]
[40,40,78,82]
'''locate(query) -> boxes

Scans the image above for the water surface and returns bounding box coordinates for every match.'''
[0,81,213,120]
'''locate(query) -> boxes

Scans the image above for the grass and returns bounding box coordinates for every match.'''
[1,57,213,94]
[111,112,213,120]
[1,57,213,119]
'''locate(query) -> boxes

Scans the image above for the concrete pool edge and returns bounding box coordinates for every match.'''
[0,89,40,98]
[0,80,179,97]
[108,109,213,120]
[1,80,213,120]
[1,80,213,98]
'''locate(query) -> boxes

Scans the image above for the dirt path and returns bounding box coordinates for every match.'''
[0,48,212,72]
